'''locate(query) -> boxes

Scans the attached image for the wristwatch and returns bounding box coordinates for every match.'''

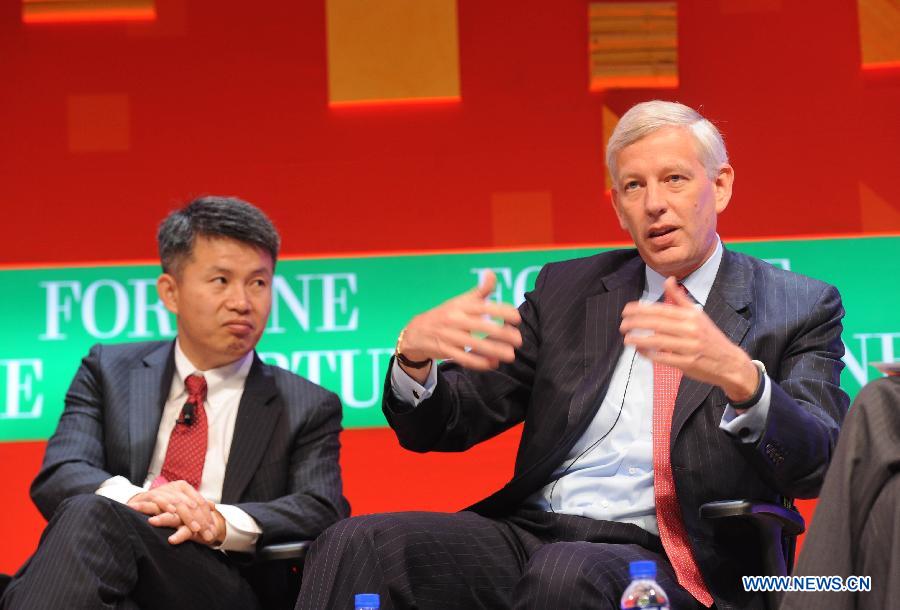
[395,328,432,369]
[731,359,766,409]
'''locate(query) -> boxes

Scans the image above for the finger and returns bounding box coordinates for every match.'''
[138,486,183,514]
[465,334,518,363]
[128,500,164,515]
[168,524,194,545]
[483,323,523,348]
[459,317,523,347]
[462,301,522,325]
[637,348,694,372]
[148,512,182,528]
[664,276,694,308]
[442,345,500,370]
[621,301,689,319]
[173,481,214,531]
[439,328,516,362]
[620,314,693,337]
[625,332,698,355]
[473,270,496,299]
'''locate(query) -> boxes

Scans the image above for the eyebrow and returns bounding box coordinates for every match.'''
[209,266,273,276]
[659,163,694,176]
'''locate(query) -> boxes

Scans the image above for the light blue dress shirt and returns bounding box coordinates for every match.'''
[392,238,771,535]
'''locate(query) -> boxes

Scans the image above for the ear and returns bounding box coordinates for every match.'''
[156,273,179,315]
[713,163,735,214]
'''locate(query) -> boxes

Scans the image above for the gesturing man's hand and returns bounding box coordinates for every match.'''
[620,276,759,406]
[397,271,523,382]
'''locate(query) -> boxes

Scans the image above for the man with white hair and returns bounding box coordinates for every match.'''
[296,101,848,610]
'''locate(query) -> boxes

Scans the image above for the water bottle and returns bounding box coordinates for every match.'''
[620,560,670,609]
[354,593,380,610]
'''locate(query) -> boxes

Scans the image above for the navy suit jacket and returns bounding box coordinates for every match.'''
[32,340,349,547]
[384,247,849,609]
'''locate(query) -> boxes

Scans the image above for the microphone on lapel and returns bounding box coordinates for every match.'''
[178,373,206,427]
[177,402,196,426]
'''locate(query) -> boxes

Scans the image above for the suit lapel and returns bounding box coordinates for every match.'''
[672,248,753,442]
[129,342,175,484]
[567,256,645,432]
[221,354,281,504]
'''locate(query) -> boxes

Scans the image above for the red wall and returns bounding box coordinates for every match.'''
[2,0,898,573]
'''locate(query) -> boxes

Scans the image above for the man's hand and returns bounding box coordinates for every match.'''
[620,276,759,405]
[398,271,523,383]
[128,480,218,544]
[146,501,226,546]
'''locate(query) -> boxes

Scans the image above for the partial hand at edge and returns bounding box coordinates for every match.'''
[398,270,523,382]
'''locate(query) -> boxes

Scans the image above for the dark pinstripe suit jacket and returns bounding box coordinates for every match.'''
[384,247,849,609]
[32,340,349,547]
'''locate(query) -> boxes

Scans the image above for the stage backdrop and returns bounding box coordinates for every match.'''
[2,234,897,570]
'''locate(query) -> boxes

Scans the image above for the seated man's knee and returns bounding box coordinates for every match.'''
[312,513,411,554]
[517,542,622,608]
[53,493,121,521]
[48,494,144,544]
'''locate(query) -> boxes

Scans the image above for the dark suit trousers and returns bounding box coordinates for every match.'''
[296,509,700,610]
[782,377,900,610]
[1,494,259,610]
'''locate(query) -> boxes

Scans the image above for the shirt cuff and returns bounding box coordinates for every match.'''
[719,373,772,444]
[390,359,438,407]
[214,504,262,553]
[95,475,146,504]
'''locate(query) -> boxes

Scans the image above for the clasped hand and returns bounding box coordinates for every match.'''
[619,276,758,404]
[128,480,224,546]
[398,271,523,380]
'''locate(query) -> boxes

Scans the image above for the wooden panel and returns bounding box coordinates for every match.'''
[327,0,461,106]
[23,0,155,23]
[589,1,678,90]
[859,0,900,67]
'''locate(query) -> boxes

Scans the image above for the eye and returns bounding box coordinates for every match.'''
[623,180,641,192]
[212,276,227,285]
[666,174,686,184]
[251,278,268,288]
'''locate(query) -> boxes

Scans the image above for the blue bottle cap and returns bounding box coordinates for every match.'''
[629,560,657,580]
[355,593,380,607]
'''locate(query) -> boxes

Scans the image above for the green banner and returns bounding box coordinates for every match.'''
[1,236,897,441]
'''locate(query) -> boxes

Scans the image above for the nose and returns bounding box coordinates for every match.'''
[225,285,251,313]
[643,182,667,217]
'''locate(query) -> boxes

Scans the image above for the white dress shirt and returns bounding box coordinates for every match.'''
[392,238,771,534]
[96,341,263,552]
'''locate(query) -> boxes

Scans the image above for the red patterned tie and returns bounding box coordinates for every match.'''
[653,289,714,606]
[152,374,208,490]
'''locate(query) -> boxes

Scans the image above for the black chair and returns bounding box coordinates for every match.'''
[700,499,805,610]
[244,540,312,610]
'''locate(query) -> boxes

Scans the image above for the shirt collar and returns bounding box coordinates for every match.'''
[643,236,723,307]
[170,340,254,404]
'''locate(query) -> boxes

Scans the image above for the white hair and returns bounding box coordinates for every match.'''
[606,100,728,181]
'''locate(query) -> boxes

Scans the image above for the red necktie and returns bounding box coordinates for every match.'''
[653,289,714,606]
[152,374,208,490]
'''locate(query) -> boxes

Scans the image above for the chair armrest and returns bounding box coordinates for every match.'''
[701,498,806,609]
[256,540,312,563]
[699,499,805,536]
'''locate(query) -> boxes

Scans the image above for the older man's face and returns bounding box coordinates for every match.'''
[611,126,734,279]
